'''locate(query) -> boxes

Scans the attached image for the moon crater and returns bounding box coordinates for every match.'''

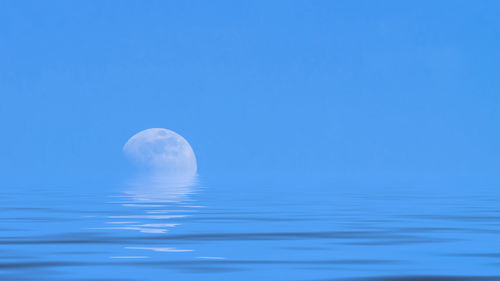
[123,128,197,179]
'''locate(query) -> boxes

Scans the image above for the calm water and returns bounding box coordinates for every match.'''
[2,179,500,281]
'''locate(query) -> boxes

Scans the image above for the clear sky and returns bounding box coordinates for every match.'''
[1,1,498,190]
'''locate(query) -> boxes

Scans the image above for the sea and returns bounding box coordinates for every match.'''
[1,175,500,281]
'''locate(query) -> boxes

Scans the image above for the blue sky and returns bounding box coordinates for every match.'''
[0,1,498,189]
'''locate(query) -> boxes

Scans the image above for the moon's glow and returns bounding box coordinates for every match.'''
[123,128,197,180]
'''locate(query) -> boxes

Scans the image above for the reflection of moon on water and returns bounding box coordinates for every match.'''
[123,128,198,202]
[126,174,198,203]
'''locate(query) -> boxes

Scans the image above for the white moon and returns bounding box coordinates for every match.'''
[123,128,197,179]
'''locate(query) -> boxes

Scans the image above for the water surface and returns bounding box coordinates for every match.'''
[1,180,500,280]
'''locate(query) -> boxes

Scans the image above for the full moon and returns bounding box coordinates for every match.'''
[123,128,197,179]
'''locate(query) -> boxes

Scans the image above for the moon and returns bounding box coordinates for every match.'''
[123,128,197,179]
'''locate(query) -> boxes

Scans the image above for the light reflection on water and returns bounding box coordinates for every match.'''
[1,180,500,281]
